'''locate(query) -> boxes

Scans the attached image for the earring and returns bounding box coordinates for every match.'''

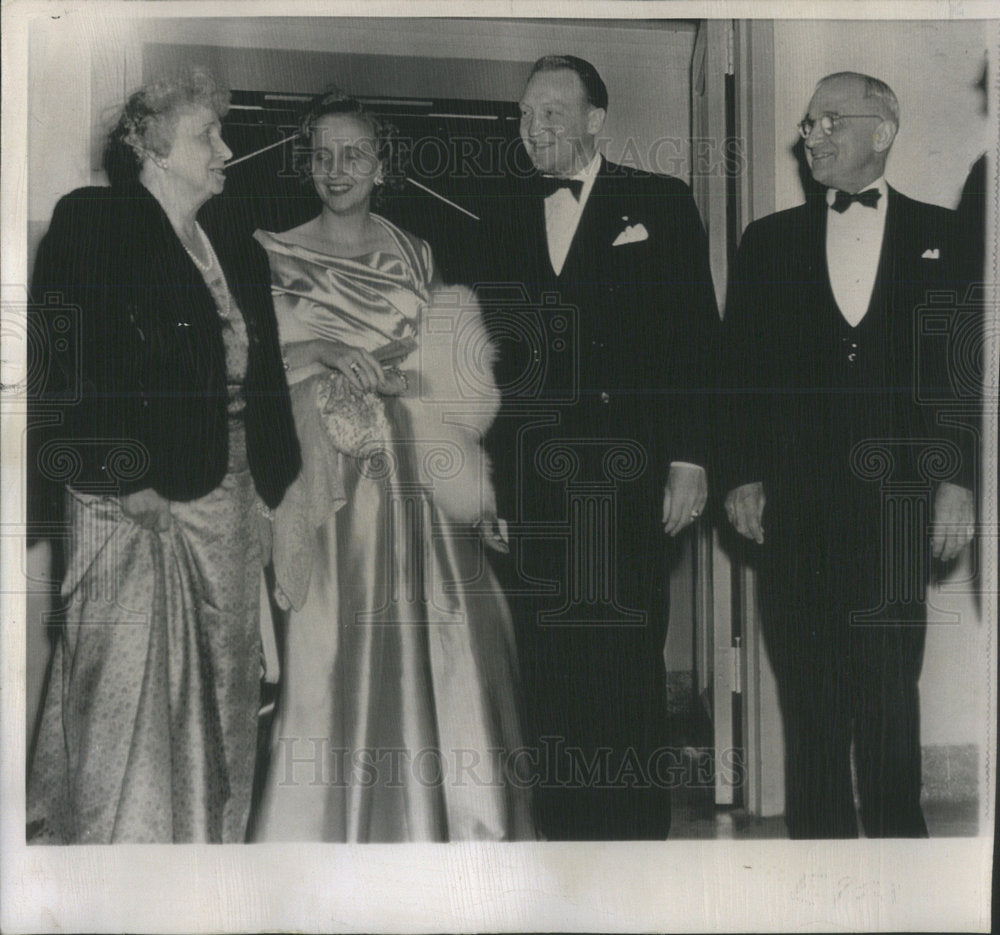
[374,173,384,186]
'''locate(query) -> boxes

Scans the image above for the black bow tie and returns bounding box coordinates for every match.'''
[535,175,584,200]
[830,188,881,213]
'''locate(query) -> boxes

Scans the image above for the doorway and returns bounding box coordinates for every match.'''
[690,18,785,816]
[209,90,521,286]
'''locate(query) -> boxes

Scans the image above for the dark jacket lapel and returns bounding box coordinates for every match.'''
[804,190,830,286]
[861,185,900,324]
[557,156,615,283]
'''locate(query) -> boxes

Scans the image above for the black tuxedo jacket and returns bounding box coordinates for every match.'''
[28,182,301,528]
[721,186,976,524]
[479,158,719,518]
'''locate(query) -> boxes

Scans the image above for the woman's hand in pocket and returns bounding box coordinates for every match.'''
[121,488,172,531]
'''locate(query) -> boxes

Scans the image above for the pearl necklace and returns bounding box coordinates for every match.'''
[181,223,231,319]
[180,222,214,273]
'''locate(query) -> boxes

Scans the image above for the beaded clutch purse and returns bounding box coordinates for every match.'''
[313,337,416,457]
[315,372,390,457]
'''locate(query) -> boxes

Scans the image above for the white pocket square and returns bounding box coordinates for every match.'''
[921,248,940,259]
[612,222,649,247]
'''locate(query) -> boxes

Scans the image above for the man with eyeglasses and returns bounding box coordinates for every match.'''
[720,72,975,838]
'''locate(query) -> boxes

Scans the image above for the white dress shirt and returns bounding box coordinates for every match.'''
[825,176,888,327]
[543,152,602,276]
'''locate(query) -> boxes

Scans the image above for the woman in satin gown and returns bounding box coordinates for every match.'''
[26,69,300,843]
[252,90,534,841]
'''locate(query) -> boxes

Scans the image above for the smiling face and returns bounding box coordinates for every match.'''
[159,104,232,207]
[519,68,605,178]
[309,112,382,216]
[803,75,895,193]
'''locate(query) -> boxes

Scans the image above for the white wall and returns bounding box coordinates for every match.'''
[772,19,993,749]
[773,20,990,211]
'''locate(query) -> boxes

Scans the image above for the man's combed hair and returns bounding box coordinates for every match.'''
[822,71,900,127]
[529,55,609,111]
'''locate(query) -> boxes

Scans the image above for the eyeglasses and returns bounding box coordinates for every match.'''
[797,113,883,139]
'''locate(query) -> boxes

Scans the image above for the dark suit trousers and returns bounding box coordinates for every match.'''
[758,506,928,839]
[491,445,673,841]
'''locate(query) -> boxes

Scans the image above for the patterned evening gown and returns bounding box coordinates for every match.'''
[28,243,265,843]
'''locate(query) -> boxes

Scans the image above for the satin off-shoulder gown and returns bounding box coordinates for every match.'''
[252,218,534,842]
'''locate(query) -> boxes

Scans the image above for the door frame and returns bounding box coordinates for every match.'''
[691,18,786,815]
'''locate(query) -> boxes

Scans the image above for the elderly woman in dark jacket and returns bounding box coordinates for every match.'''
[27,67,300,843]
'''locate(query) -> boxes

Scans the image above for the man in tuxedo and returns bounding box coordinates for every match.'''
[477,55,718,840]
[722,72,976,838]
